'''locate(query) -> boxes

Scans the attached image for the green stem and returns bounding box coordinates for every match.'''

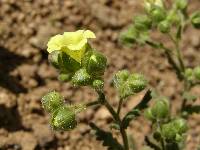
[157,120,166,150]
[117,98,123,115]
[98,92,129,150]
[86,100,100,107]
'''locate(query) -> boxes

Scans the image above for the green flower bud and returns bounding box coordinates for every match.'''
[113,70,130,89]
[58,73,72,82]
[150,6,167,23]
[185,68,194,81]
[158,20,171,33]
[72,68,92,86]
[175,0,188,10]
[127,73,147,93]
[48,50,61,69]
[167,10,181,25]
[175,134,183,142]
[41,91,64,113]
[120,25,139,46]
[51,106,77,131]
[92,79,104,92]
[151,98,169,119]
[82,50,107,77]
[191,11,200,29]
[162,123,177,140]
[194,66,200,80]
[172,118,188,134]
[153,130,162,141]
[134,15,152,31]
[144,108,155,121]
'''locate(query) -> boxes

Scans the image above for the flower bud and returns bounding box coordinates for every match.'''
[127,73,147,93]
[120,25,139,46]
[92,79,104,92]
[172,118,188,134]
[150,6,167,23]
[51,106,77,131]
[113,70,130,89]
[58,73,71,82]
[194,66,200,80]
[158,20,171,33]
[48,50,61,69]
[191,11,200,29]
[175,0,188,10]
[72,68,92,86]
[162,123,177,140]
[151,98,169,119]
[184,68,194,81]
[41,91,64,113]
[82,51,107,77]
[144,108,155,121]
[134,15,152,31]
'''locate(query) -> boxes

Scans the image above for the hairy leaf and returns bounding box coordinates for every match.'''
[90,123,123,150]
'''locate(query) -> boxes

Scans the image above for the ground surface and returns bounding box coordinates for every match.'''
[0,0,200,150]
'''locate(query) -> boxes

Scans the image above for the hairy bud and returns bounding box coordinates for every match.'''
[175,0,188,10]
[72,68,92,86]
[185,68,194,81]
[41,91,64,113]
[158,20,171,33]
[150,6,167,23]
[51,106,77,131]
[92,79,104,92]
[82,50,107,77]
[144,108,155,121]
[134,15,152,31]
[151,98,169,119]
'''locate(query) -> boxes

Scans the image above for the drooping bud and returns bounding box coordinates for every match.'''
[134,15,152,31]
[82,50,107,77]
[41,91,64,113]
[175,0,188,10]
[191,11,200,29]
[92,79,104,92]
[150,6,167,23]
[194,66,200,80]
[151,98,169,119]
[72,68,92,86]
[158,20,171,33]
[51,106,77,131]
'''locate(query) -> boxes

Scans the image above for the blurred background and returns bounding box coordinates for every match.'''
[0,0,200,150]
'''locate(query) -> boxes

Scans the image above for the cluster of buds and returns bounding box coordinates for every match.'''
[184,66,200,82]
[41,91,86,130]
[42,30,108,130]
[120,0,200,46]
[47,30,107,90]
[113,70,147,99]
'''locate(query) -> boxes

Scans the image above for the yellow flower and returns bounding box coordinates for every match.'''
[47,30,96,63]
[144,0,163,10]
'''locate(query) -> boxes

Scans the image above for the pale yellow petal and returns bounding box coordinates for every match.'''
[83,30,96,39]
[47,34,65,53]
[63,30,84,45]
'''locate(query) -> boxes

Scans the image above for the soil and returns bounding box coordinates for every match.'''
[0,0,200,150]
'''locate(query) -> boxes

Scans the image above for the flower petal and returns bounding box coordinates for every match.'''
[47,34,66,53]
[83,30,96,39]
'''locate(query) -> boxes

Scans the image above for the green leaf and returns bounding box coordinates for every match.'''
[145,135,161,150]
[90,123,123,150]
[183,105,200,114]
[121,90,152,129]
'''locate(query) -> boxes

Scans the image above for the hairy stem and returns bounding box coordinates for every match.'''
[98,92,129,150]
[117,98,123,115]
